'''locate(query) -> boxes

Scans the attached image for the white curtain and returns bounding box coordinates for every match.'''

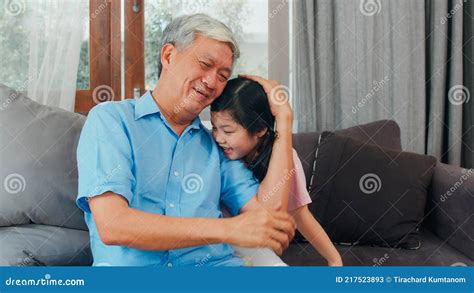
[24,0,87,111]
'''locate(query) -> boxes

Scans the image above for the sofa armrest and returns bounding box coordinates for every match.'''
[424,162,474,260]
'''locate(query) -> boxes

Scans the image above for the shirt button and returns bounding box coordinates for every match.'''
[169,203,175,208]
[167,262,173,267]
[173,171,179,177]
[189,130,193,134]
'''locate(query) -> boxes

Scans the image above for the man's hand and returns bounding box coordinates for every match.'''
[226,206,296,256]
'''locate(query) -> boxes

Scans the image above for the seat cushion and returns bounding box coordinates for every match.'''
[282,228,474,266]
[0,224,92,266]
[0,84,87,230]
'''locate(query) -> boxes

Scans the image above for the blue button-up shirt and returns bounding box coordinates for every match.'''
[76,91,259,266]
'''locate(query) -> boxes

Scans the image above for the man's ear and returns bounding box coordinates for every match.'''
[160,43,176,72]
[256,127,268,138]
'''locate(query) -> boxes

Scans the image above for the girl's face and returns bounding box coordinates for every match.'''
[210,111,267,161]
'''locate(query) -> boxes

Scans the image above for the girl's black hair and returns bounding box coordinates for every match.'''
[210,77,275,182]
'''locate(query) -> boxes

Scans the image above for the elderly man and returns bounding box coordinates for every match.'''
[76,14,295,266]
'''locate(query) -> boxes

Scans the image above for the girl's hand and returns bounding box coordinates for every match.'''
[239,74,293,121]
[328,258,343,266]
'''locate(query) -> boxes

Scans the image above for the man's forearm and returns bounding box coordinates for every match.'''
[90,192,297,256]
[117,209,232,250]
[90,193,232,251]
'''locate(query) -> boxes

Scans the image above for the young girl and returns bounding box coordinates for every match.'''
[210,76,343,266]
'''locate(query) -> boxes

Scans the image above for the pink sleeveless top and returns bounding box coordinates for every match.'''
[287,149,312,211]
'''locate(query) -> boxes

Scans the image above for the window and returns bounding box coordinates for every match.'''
[143,0,269,91]
[1,0,284,114]
[77,15,90,90]
[138,0,271,124]
[0,0,90,91]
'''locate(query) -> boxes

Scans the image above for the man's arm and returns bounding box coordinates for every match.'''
[90,192,296,255]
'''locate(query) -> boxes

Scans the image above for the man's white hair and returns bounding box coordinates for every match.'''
[157,13,240,77]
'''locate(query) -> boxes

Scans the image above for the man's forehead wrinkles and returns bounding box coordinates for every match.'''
[190,37,233,66]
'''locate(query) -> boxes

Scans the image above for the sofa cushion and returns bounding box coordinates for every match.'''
[0,224,92,266]
[293,119,402,188]
[292,120,403,243]
[0,84,87,230]
[334,119,402,150]
[282,228,474,266]
[308,132,436,249]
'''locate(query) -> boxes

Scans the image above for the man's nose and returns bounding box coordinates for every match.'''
[203,73,217,90]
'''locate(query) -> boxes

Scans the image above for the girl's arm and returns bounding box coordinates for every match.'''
[291,205,343,266]
[257,113,293,211]
[240,74,294,211]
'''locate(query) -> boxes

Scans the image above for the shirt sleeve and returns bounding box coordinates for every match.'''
[288,149,312,212]
[76,104,136,213]
[219,150,259,216]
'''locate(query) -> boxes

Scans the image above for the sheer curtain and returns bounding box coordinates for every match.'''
[0,0,87,112]
[25,0,88,111]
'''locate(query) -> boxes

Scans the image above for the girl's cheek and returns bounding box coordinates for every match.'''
[225,134,233,145]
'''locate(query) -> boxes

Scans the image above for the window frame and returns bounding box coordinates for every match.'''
[74,0,122,114]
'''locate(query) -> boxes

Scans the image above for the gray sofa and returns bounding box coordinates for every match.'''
[283,128,474,266]
[1,84,472,266]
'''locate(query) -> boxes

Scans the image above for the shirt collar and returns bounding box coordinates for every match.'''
[134,91,203,131]
[134,91,160,120]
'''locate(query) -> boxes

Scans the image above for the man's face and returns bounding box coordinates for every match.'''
[163,35,233,117]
